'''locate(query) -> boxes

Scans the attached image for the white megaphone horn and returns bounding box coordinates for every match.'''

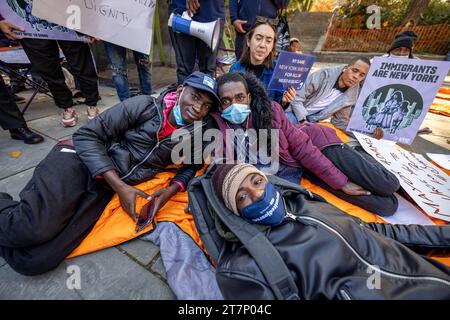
[168,11,221,52]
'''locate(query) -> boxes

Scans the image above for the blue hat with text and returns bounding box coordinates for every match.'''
[183,72,220,106]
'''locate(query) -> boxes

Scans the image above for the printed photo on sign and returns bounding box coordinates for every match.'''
[0,0,85,41]
[363,84,423,135]
[347,56,450,145]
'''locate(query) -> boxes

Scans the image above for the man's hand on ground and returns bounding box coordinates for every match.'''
[341,181,371,196]
[145,183,181,218]
[116,184,151,222]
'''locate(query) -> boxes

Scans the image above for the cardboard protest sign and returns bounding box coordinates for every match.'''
[32,0,156,54]
[347,56,450,145]
[0,0,84,41]
[267,51,316,92]
[354,132,450,222]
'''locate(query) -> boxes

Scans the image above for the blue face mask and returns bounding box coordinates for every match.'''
[172,103,186,126]
[172,87,187,126]
[221,103,251,125]
[241,183,286,226]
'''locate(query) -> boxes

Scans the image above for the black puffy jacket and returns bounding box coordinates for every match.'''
[215,178,450,300]
[73,90,214,186]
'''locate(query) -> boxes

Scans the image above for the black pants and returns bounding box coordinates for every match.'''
[0,145,114,275]
[169,24,224,84]
[21,39,99,108]
[305,144,401,216]
[0,75,26,130]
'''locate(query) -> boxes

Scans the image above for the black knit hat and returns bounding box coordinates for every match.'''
[388,30,418,54]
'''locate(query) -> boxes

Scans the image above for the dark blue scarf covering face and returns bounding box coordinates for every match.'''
[241,183,286,226]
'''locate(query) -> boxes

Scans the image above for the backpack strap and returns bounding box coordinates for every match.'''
[201,179,300,300]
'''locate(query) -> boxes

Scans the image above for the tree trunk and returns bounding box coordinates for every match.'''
[301,0,314,12]
[398,0,431,26]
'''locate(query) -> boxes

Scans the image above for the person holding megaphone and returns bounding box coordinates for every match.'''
[168,0,225,84]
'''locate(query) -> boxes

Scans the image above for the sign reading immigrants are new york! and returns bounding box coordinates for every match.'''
[31,0,156,54]
[347,56,450,145]
[354,132,450,222]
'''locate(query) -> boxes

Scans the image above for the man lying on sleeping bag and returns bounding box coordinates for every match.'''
[0,71,220,276]
[210,162,450,300]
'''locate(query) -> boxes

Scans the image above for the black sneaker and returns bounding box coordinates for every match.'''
[11,84,26,94]
[13,94,26,103]
[10,127,44,144]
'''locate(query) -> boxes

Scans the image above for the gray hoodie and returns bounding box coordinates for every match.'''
[286,65,361,130]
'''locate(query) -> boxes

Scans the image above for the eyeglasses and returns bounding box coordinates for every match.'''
[255,16,279,27]
[135,199,157,233]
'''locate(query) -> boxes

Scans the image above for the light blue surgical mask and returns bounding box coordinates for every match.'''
[173,103,185,126]
[173,88,186,126]
[221,103,251,125]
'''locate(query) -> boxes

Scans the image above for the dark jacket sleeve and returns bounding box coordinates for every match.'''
[275,103,348,189]
[272,0,291,10]
[73,95,156,178]
[229,0,238,22]
[0,14,4,21]
[216,270,276,300]
[363,222,450,255]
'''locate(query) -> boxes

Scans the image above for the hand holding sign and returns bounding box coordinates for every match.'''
[281,87,296,106]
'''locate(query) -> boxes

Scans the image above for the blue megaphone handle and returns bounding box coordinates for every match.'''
[172,14,192,34]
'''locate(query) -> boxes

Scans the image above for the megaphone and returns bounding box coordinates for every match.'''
[168,11,221,52]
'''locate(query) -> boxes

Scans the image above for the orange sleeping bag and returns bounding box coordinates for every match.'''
[429,86,450,117]
[68,124,449,266]
[68,169,206,258]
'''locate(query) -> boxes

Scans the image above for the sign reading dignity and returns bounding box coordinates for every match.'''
[0,0,84,41]
[347,56,450,145]
[267,51,316,92]
[354,132,450,222]
[32,0,156,54]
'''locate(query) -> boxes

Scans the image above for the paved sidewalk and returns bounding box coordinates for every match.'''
[0,73,177,299]
[0,63,448,299]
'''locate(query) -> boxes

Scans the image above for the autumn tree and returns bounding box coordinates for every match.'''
[398,0,431,26]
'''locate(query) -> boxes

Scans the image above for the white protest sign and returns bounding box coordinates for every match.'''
[354,132,450,222]
[427,153,450,171]
[347,57,450,145]
[32,0,156,54]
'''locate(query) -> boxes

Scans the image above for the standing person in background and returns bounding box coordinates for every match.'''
[288,37,302,53]
[0,16,43,144]
[168,0,226,84]
[103,42,152,101]
[229,21,296,108]
[230,0,290,60]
